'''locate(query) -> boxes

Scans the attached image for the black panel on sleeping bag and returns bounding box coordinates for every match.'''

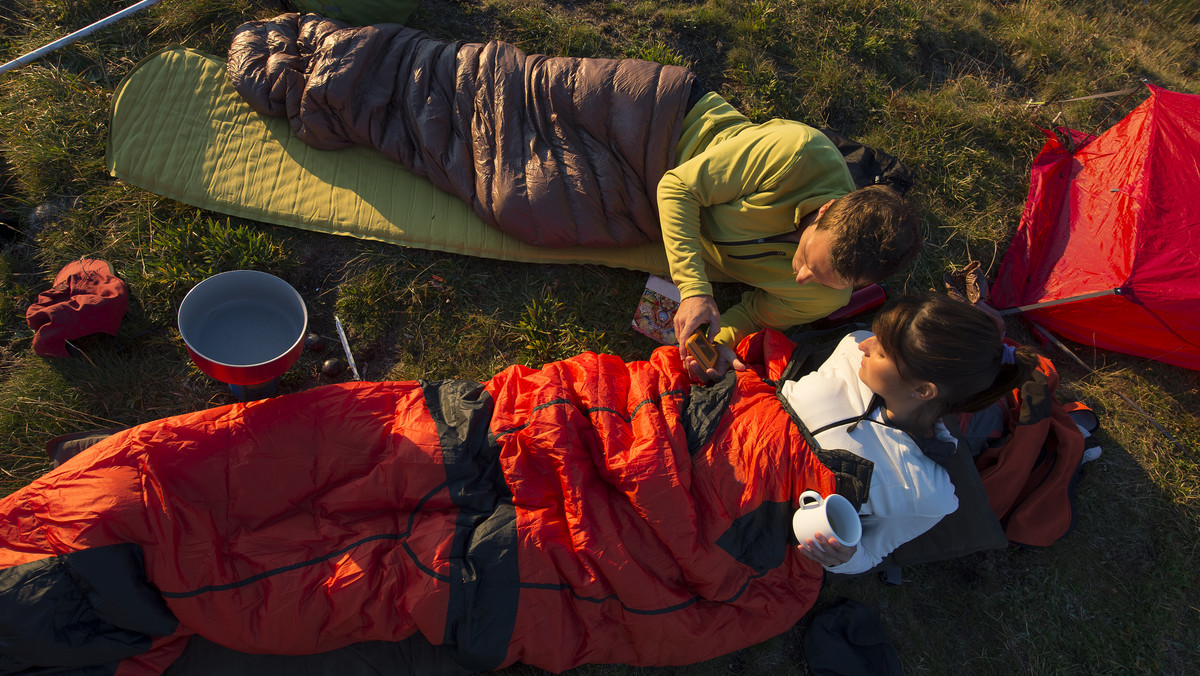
[716,501,794,575]
[684,370,737,453]
[705,343,875,574]
[421,379,520,671]
[0,543,178,674]
[688,371,794,578]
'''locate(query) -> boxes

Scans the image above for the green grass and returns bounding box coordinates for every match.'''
[2,0,1199,673]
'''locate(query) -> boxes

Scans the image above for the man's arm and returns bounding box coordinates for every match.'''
[714,287,852,348]
[657,126,815,360]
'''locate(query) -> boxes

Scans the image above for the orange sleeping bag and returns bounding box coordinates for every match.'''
[0,331,861,674]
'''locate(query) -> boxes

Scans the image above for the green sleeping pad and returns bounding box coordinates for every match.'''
[107,47,673,277]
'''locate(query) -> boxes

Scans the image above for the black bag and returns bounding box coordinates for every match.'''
[820,128,916,195]
[804,598,903,676]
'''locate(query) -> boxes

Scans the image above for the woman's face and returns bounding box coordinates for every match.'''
[857,335,919,403]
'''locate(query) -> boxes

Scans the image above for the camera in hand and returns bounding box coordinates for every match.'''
[685,328,719,371]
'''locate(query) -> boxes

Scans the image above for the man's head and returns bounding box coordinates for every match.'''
[804,185,921,288]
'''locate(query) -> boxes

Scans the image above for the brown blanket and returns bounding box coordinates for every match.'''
[228,13,696,248]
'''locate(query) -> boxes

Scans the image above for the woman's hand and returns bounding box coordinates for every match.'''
[798,532,856,568]
[684,343,747,382]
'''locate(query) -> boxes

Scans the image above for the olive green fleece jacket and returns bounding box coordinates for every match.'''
[657,93,857,347]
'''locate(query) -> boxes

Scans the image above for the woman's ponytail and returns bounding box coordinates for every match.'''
[873,294,1040,432]
[949,344,1038,415]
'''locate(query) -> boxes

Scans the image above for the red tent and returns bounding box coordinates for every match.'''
[992,84,1200,370]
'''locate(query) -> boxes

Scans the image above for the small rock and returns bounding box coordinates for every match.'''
[322,357,347,376]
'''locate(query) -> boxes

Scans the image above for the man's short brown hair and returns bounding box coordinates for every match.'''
[816,185,921,285]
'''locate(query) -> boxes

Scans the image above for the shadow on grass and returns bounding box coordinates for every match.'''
[808,426,1199,674]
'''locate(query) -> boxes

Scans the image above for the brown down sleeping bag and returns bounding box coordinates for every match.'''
[226,12,697,249]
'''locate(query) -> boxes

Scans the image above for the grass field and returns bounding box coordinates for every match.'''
[1,0,1199,673]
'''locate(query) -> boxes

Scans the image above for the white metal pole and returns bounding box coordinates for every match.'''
[998,288,1121,315]
[0,0,167,76]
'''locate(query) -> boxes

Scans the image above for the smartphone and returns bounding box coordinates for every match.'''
[685,329,719,372]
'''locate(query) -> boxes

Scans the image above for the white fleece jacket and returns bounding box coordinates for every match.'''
[781,331,958,575]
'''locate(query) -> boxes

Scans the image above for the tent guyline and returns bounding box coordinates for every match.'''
[1029,320,1195,460]
[1025,83,1146,154]
[1022,85,1145,109]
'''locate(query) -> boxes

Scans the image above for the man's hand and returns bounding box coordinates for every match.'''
[797,532,856,568]
[674,295,721,360]
[683,343,747,382]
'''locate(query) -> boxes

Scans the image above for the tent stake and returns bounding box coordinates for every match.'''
[0,0,167,76]
[999,288,1120,315]
[1029,320,1196,459]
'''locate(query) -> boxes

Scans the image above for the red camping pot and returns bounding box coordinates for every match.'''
[177,270,308,387]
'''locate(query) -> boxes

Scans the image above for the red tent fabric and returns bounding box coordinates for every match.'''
[992,84,1200,370]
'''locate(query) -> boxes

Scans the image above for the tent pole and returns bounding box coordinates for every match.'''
[1028,320,1196,459]
[0,0,167,77]
[999,288,1120,315]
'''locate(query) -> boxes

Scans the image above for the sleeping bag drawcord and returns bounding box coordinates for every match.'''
[811,394,884,436]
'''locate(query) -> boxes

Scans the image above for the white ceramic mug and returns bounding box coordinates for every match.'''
[792,490,862,547]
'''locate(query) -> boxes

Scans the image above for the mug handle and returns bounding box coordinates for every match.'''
[798,489,823,509]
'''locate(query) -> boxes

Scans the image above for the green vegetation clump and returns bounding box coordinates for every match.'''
[0,0,1197,672]
[139,215,295,314]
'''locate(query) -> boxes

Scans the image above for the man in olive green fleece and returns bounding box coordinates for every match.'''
[226,19,918,377]
[659,93,920,380]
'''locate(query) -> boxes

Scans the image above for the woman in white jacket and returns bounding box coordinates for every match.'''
[782,294,1037,574]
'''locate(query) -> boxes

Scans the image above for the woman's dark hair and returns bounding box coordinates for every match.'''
[872,294,1038,433]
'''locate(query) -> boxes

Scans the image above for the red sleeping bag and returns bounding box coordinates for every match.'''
[0,331,862,674]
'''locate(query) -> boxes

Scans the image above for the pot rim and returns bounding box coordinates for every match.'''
[177,270,308,369]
